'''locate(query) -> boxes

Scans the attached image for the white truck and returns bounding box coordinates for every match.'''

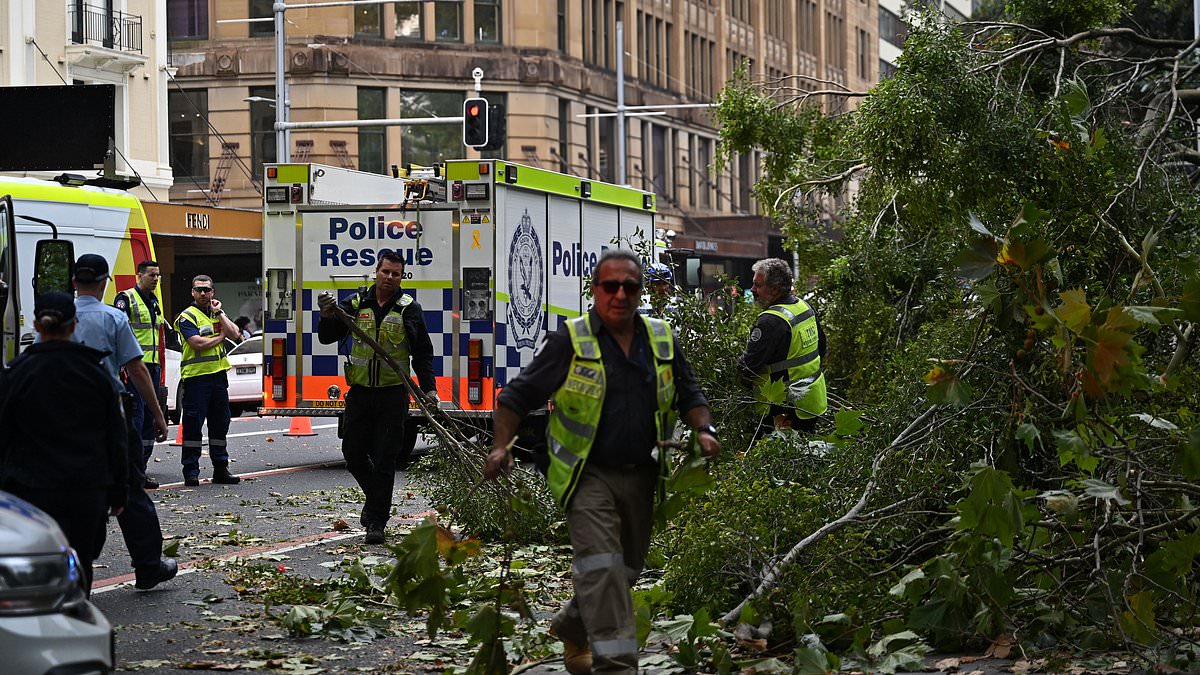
[259,161,657,449]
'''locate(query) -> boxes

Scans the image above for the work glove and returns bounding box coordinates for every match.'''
[317,291,337,318]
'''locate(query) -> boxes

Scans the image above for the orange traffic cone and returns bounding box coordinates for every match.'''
[285,416,317,437]
[170,422,184,447]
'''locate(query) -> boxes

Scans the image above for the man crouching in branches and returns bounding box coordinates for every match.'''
[738,257,828,432]
[484,248,720,674]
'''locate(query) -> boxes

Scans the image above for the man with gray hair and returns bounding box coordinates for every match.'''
[738,257,827,431]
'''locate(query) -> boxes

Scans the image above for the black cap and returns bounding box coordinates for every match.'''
[73,254,110,282]
[34,291,77,323]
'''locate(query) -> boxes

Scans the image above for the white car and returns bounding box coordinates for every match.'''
[0,491,114,674]
[164,332,263,422]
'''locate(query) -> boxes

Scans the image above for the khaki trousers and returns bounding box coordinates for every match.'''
[551,462,658,674]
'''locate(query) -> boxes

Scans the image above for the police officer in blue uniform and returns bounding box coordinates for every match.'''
[114,260,165,489]
[71,254,178,590]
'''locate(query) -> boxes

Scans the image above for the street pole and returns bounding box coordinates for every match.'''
[274,1,290,162]
[616,20,627,186]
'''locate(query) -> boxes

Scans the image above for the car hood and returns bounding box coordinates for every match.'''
[0,491,70,555]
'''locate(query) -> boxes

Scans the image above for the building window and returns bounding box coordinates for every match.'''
[697,138,711,209]
[400,90,460,166]
[798,0,818,56]
[435,1,462,41]
[168,89,209,179]
[557,98,571,173]
[474,0,501,43]
[167,0,208,40]
[557,0,567,52]
[652,124,668,196]
[249,0,273,37]
[879,8,906,47]
[879,59,897,79]
[355,3,382,37]
[358,88,387,174]
[856,29,870,80]
[598,115,615,183]
[394,2,423,39]
[737,152,752,212]
[249,86,276,178]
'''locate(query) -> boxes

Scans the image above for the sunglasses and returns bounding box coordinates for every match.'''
[193,287,214,293]
[596,280,642,295]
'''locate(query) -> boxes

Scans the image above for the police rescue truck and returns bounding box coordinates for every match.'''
[260,161,657,450]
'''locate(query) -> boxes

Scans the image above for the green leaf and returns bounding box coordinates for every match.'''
[162,539,181,558]
[1079,478,1130,506]
[793,646,835,675]
[1016,423,1041,451]
[956,465,1026,547]
[1123,305,1180,326]
[1182,276,1200,323]
[1057,289,1091,332]
[1054,429,1097,473]
[1118,591,1156,643]
[955,236,1000,280]
[1176,427,1200,479]
[1063,79,1091,119]
[834,409,865,437]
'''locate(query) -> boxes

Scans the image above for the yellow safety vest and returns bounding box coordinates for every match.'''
[175,306,229,379]
[120,288,162,365]
[346,291,413,388]
[546,315,677,508]
[758,298,827,419]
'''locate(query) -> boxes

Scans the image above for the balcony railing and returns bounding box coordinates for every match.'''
[69,5,142,54]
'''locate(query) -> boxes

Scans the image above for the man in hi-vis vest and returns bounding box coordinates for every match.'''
[484,249,720,675]
[174,274,243,486]
[738,257,827,432]
[114,260,165,488]
[316,251,437,546]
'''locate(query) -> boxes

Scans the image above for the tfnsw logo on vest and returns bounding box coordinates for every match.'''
[507,210,544,350]
[318,216,435,267]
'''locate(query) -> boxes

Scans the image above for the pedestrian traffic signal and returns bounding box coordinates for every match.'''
[482,103,506,152]
[462,98,489,148]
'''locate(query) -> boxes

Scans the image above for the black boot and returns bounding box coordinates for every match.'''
[212,465,241,485]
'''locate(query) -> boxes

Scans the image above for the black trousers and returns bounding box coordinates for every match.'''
[341,385,408,528]
[117,396,165,573]
[4,483,107,595]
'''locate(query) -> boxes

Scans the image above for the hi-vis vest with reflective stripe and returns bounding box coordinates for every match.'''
[759,299,827,419]
[346,291,412,388]
[120,288,162,365]
[175,306,229,378]
[546,315,677,508]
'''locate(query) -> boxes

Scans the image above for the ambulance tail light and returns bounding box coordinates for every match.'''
[271,338,287,401]
[467,339,483,404]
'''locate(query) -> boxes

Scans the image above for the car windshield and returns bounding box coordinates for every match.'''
[228,337,261,357]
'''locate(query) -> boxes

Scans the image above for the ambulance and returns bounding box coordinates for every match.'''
[1,175,159,366]
[260,161,657,450]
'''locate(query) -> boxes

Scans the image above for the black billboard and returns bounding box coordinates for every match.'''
[0,84,116,172]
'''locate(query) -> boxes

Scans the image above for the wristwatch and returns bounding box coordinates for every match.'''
[696,424,718,438]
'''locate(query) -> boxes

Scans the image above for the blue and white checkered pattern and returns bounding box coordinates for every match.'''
[278,286,496,400]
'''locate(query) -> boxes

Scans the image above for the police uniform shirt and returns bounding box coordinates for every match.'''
[737,294,827,383]
[114,286,160,326]
[315,286,437,393]
[73,295,145,390]
[497,310,709,467]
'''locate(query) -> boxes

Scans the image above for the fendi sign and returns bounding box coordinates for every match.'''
[185,212,211,230]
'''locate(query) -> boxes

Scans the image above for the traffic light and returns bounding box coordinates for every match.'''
[482,103,506,152]
[462,97,489,148]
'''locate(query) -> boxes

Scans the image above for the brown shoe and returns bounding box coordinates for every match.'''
[550,626,592,675]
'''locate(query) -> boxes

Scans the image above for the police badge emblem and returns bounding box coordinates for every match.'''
[507,210,544,349]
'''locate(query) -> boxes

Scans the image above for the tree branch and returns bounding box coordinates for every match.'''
[719,405,943,626]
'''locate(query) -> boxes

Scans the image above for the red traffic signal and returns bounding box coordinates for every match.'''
[462,97,489,148]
